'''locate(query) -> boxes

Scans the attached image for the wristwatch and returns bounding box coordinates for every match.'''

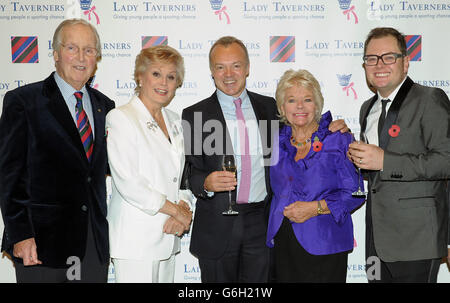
[317,200,326,215]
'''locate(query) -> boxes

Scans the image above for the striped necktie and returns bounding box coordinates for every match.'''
[74,91,94,162]
[233,98,251,204]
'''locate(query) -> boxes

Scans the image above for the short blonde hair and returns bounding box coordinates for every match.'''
[275,69,324,125]
[52,18,102,61]
[134,45,185,94]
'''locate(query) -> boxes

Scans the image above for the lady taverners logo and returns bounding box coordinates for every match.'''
[80,0,100,25]
[338,0,358,24]
[337,74,358,100]
[209,0,231,24]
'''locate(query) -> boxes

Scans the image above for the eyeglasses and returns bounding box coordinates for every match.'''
[61,43,98,57]
[363,52,404,66]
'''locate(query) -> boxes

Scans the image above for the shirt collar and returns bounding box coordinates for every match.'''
[377,76,407,103]
[54,71,88,102]
[216,89,250,110]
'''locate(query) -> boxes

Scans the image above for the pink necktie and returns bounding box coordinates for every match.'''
[233,98,251,204]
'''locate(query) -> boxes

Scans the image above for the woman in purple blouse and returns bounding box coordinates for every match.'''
[267,69,365,282]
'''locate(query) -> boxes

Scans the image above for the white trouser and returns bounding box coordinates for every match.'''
[112,254,176,283]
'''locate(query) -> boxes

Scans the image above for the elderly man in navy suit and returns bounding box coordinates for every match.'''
[0,19,114,283]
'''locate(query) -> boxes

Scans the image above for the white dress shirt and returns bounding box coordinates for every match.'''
[216,89,268,203]
[365,77,407,146]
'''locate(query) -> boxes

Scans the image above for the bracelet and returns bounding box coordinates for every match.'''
[317,200,326,215]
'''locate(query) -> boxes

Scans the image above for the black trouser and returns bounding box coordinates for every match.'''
[15,215,108,283]
[273,217,348,283]
[198,203,270,283]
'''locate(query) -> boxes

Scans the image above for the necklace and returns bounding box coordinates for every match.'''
[290,136,311,147]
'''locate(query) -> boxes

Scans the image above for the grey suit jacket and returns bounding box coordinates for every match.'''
[361,77,450,262]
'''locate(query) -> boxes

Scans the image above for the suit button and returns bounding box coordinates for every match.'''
[371,189,377,194]
[87,176,92,183]
[81,205,88,212]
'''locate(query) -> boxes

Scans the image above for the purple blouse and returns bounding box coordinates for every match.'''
[266,111,364,255]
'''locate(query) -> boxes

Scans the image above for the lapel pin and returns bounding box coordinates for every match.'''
[147,121,158,132]
[312,136,323,152]
[388,125,400,137]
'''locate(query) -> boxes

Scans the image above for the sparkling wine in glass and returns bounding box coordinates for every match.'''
[222,155,239,215]
[352,131,368,197]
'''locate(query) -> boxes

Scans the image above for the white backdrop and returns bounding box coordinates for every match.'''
[0,0,449,283]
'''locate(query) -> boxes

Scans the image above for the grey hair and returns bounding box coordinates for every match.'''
[52,18,102,61]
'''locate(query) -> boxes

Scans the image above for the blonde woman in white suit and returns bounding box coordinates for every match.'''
[106,45,192,283]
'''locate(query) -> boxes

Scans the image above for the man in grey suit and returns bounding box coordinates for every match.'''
[348,27,450,282]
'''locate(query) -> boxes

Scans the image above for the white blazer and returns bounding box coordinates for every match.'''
[106,96,192,261]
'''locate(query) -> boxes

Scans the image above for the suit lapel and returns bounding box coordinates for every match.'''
[130,97,173,150]
[361,95,378,136]
[162,108,184,173]
[247,91,273,194]
[44,73,88,164]
[361,77,414,184]
[163,108,183,153]
[360,95,378,184]
[379,77,414,149]
[209,92,234,156]
[248,91,271,155]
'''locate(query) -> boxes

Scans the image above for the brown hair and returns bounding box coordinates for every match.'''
[364,27,407,56]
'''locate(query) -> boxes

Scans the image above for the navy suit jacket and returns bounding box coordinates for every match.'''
[0,72,115,268]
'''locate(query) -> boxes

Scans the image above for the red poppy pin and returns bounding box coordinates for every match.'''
[388,125,400,137]
[312,136,323,152]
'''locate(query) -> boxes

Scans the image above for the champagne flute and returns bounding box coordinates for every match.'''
[352,131,367,197]
[222,155,239,216]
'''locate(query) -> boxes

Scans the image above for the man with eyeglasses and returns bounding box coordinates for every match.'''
[0,19,115,282]
[348,27,450,283]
